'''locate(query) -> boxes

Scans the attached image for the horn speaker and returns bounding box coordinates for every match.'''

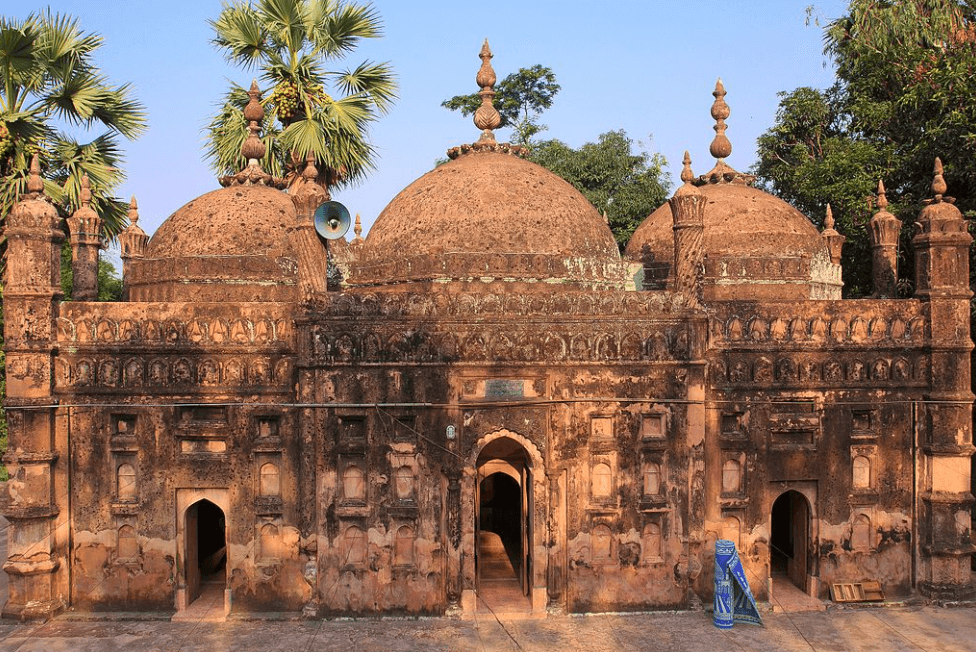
[313,201,351,240]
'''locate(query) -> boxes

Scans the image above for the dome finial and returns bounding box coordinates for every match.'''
[354,212,363,241]
[241,79,267,162]
[27,153,44,195]
[220,80,282,187]
[473,39,502,144]
[709,78,732,160]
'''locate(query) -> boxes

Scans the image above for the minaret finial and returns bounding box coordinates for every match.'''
[877,180,888,210]
[302,151,318,181]
[128,196,139,225]
[680,151,694,185]
[824,203,835,230]
[473,39,502,144]
[80,173,92,208]
[27,154,43,194]
[709,78,732,161]
[354,213,363,241]
[931,157,947,200]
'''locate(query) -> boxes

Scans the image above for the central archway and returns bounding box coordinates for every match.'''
[771,490,811,593]
[185,499,227,605]
[463,429,547,617]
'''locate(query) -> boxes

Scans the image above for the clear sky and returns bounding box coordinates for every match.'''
[11,0,848,248]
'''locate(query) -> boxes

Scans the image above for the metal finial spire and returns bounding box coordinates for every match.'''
[709,78,732,161]
[473,40,502,143]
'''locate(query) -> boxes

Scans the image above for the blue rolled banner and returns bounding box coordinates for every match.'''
[713,539,763,629]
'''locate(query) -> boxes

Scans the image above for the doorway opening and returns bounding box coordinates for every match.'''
[475,436,532,614]
[185,499,227,606]
[771,490,810,592]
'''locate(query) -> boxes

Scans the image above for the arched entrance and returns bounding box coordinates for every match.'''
[770,490,811,592]
[466,430,546,616]
[184,499,227,607]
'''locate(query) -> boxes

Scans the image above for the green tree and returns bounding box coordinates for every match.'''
[754,0,976,297]
[0,11,146,232]
[529,130,670,250]
[442,64,560,146]
[205,0,397,189]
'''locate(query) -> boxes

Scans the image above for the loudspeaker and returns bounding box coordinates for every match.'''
[313,201,351,240]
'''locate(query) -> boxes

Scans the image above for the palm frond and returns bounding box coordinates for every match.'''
[334,60,396,113]
[210,1,270,70]
[314,1,383,58]
[258,0,308,56]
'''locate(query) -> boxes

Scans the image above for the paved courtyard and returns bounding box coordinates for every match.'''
[0,604,973,651]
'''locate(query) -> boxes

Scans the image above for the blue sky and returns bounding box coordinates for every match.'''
[11,0,847,245]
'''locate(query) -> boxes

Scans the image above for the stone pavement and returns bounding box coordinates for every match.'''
[0,605,972,651]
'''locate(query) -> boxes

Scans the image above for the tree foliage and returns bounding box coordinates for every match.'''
[529,130,670,250]
[754,0,976,297]
[0,11,146,233]
[442,65,560,146]
[205,0,397,189]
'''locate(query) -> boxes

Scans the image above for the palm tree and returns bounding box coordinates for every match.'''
[0,11,146,232]
[206,0,397,190]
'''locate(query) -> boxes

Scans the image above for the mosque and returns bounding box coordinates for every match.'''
[1,43,972,620]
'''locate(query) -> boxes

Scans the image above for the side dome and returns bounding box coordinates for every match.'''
[625,182,841,300]
[351,149,627,292]
[127,184,299,302]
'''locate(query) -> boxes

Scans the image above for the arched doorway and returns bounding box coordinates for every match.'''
[475,437,532,612]
[185,499,227,606]
[770,490,810,592]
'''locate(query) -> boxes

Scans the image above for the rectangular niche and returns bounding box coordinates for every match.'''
[338,414,367,449]
[591,416,614,441]
[392,415,416,444]
[769,400,820,451]
[640,413,666,441]
[181,405,228,424]
[110,413,139,453]
[256,416,281,438]
[851,407,879,441]
[720,411,745,439]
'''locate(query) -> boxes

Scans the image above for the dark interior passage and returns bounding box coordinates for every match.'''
[197,500,227,582]
[770,492,793,575]
[479,473,522,578]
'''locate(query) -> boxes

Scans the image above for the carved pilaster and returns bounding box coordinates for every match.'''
[912,159,975,599]
[1,157,66,620]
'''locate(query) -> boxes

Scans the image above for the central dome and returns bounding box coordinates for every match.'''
[351,149,626,291]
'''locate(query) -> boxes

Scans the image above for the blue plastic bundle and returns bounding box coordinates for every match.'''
[713,539,763,629]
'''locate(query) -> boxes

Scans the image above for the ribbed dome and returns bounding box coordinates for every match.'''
[626,182,841,300]
[127,184,299,302]
[353,149,626,291]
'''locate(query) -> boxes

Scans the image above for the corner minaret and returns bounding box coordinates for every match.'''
[1,155,68,619]
[66,174,103,301]
[118,196,148,299]
[669,152,706,304]
[911,158,975,600]
[868,180,902,297]
[820,204,845,266]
